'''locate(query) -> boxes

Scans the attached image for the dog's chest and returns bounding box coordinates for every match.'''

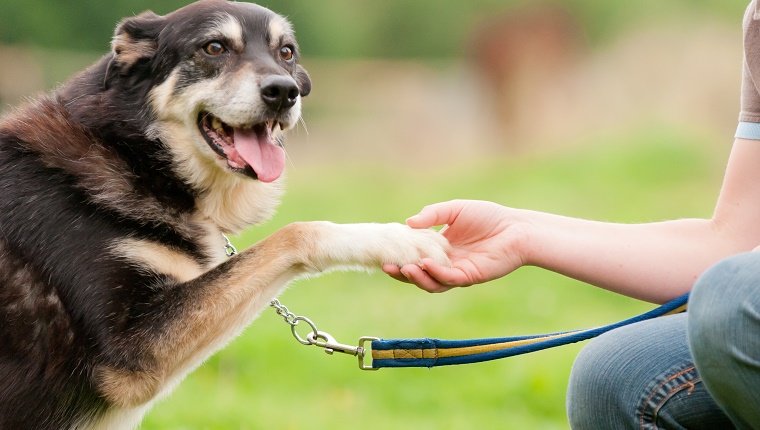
[118,220,229,281]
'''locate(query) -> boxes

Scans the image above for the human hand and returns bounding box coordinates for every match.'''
[383,200,529,292]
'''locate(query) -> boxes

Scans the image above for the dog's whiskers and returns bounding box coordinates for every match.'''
[281,117,310,171]
[281,141,296,170]
[298,116,310,136]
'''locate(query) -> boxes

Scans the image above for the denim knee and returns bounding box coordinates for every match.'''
[567,315,705,430]
[688,253,758,353]
[569,314,733,429]
[689,252,760,429]
[567,330,632,429]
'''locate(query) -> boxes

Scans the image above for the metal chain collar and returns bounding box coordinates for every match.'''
[222,234,376,370]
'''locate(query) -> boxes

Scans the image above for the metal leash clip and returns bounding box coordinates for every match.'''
[306,331,379,371]
[271,298,378,370]
[223,236,379,371]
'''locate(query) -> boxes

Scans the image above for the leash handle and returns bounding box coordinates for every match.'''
[368,293,689,369]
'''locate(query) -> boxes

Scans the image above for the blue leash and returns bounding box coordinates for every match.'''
[368,293,689,369]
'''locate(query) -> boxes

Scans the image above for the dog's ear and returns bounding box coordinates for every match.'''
[104,11,166,89]
[295,65,311,97]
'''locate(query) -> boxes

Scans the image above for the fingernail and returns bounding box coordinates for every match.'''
[400,268,411,279]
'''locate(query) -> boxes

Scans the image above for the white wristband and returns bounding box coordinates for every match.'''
[735,121,760,140]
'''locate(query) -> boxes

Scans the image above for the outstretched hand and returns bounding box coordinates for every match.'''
[383,200,528,293]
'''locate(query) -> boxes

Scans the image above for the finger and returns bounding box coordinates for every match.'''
[400,264,452,293]
[419,258,472,287]
[382,264,411,283]
[406,200,466,229]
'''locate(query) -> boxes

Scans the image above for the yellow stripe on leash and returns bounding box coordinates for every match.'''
[372,330,584,360]
[370,293,690,368]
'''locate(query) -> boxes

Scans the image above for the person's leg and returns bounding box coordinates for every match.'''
[567,313,733,429]
[689,252,760,430]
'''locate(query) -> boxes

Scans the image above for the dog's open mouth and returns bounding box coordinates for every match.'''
[197,112,286,182]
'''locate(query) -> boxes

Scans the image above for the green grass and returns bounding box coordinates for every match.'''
[142,126,724,429]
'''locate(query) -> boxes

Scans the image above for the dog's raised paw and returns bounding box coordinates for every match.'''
[378,223,451,267]
[308,222,450,271]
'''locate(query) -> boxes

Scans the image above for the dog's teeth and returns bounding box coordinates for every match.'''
[212,117,223,132]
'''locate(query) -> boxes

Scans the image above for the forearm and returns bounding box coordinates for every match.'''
[518,212,750,303]
[395,141,760,297]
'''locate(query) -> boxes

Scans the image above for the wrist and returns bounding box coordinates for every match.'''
[499,207,540,268]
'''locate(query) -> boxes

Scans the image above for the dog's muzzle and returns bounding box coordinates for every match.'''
[197,113,285,182]
[195,75,301,182]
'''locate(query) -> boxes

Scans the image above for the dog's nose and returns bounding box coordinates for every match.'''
[260,76,299,110]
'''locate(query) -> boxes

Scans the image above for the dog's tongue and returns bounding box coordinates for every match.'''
[233,127,285,183]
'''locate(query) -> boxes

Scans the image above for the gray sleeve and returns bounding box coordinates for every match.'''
[739,58,760,123]
[736,1,760,139]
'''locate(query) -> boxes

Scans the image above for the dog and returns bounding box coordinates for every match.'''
[0,1,450,428]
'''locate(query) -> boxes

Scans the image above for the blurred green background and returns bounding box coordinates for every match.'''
[0,0,750,57]
[0,0,748,428]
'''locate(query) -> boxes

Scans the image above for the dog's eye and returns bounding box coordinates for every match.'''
[279,45,295,62]
[203,41,227,56]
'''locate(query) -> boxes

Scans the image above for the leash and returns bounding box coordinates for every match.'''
[369,293,688,368]
[223,236,689,370]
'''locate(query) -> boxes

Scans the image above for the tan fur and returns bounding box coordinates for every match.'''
[95,367,161,408]
[268,15,294,49]
[112,239,204,283]
[211,14,244,52]
[111,34,156,68]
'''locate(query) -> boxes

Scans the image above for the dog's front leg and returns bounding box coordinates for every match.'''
[95,221,448,409]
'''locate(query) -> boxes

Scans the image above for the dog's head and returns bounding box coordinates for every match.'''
[105,0,311,185]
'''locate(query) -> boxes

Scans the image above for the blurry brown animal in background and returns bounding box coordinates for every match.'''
[469,3,585,145]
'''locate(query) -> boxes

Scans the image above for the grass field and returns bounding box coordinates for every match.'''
[141,125,725,429]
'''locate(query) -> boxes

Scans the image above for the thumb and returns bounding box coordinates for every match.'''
[407,200,466,229]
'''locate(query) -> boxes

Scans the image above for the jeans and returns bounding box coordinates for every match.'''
[566,252,760,429]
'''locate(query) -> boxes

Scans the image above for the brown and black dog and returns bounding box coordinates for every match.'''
[0,1,449,428]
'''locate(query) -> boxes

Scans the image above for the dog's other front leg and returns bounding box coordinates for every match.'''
[94,221,448,409]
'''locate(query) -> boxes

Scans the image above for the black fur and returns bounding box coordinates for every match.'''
[0,1,310,428]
